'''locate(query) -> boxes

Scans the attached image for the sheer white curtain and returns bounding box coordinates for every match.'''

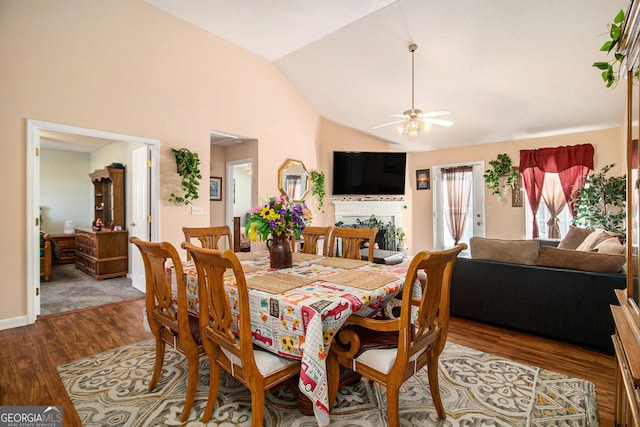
[442,166,473,245]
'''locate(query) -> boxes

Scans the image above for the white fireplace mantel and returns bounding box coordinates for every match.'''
[333,198,405,228]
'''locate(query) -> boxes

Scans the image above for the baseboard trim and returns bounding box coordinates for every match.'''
[0,315,28,331]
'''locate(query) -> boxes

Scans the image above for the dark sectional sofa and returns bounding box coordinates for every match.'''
[450,243,627,354]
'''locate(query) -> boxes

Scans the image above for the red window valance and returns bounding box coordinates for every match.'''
[519,143,594,172]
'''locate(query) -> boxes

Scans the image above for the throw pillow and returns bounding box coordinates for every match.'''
[576,229,621,252]
[557,225,593,250]
[594,237,625,255]
[470,237,539,265]
[536,246,625,273]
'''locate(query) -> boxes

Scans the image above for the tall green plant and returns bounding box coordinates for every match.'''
[169,148,201,205]
[572,164,626,235]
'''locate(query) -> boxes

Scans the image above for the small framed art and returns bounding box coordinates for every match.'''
[416,169,430,190]
[210,176,222,201]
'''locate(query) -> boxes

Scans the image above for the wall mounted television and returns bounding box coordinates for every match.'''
[332,151,407,196]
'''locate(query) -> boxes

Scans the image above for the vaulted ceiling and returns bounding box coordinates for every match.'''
[147,0,628,152]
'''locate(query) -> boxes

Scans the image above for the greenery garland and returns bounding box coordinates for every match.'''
[310,170,326,213]
[168,148,201,205]
[592,9,626,88]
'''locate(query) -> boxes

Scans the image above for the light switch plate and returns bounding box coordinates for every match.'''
[191,206,203,216]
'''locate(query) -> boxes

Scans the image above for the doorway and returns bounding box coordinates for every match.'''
[27,119,160,323]
[432,161,486,252]
[226,159,253,247]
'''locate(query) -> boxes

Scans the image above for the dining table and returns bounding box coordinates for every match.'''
[167,250,415,427]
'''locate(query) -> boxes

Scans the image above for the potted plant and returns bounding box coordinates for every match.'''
[572,163,626,235]
[483,153,519,199]
[310,170,326,213]
[169,148,202,205]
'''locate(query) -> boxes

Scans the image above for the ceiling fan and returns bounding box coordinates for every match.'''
[373,44,454,139]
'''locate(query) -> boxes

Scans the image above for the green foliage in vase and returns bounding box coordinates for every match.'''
[310,170,326,213]
[592,9,626,88]
[168,148,202,205]
[572,164,626,235]
[483,153,519,198]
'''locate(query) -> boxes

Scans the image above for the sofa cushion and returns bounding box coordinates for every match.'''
[557,225,592,250]
[594,237,625,255]
[576,229,621,251]
[470,237,539,265]
[536,245,625,273]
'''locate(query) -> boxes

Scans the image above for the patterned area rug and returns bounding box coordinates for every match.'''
[57,339,599,426]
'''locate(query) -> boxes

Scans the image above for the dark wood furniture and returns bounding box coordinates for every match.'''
[614,2,640,425]
[75,228,128,280]
[611,289,640,426]
[40,231,52,282]
[50,234,76,265]
[89,166,124,229]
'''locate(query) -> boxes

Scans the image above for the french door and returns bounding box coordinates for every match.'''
[433,162,485,252]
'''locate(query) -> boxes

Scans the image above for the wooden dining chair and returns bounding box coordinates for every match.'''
[328,227,378,262]
[181,242,300,426]
[327,243,467,427]
[300,225,333,255]
[182,225,233,260]
[129,237,204,423]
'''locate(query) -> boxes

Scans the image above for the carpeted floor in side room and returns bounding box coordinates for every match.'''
[58,339,599,426]
[40,264,144,317]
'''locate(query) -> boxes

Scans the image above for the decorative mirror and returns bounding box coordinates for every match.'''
[278,159,310,202]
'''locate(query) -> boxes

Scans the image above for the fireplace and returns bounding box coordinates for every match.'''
[332,198,405,229]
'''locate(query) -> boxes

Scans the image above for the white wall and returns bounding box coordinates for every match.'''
[40,148,92,233]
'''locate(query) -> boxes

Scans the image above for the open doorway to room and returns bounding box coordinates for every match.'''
[27,120,160,323]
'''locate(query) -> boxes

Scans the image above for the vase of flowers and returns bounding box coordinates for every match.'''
[245,195,313,269]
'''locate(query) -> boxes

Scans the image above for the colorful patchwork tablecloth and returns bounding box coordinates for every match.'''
[167,252,413,427]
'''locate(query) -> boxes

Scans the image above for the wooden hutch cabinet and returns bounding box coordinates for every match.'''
[76,166,128,280]
[89,166,125,229]
[613,1,640,425]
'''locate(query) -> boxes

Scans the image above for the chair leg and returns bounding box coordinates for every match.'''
[201,362,221,422]
[179,353,200,422]
[427,356,446,419]
[386,385,401,427]
[149,336,166,392]
[250,389,266,427]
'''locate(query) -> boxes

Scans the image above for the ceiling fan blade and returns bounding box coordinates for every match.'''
[418,110,450,118]
[422,118,454,127]
[372,119,406,129]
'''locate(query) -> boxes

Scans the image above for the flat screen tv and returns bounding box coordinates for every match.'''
[333,151,407,196]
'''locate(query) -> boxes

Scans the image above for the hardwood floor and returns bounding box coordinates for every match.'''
[0,299,615,426]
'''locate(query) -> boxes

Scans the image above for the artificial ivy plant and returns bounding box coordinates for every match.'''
[592,9,626,88]
[483,153,519,198]
[310,170,326,213]
[572,163,626,235]
[168,148,202,205]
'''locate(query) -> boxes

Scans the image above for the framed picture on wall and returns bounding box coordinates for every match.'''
[416,169,430,190]
[210,176,222,201]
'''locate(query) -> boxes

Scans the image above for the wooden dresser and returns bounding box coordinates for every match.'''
[75,228,128,280]
[612,289,640,426]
